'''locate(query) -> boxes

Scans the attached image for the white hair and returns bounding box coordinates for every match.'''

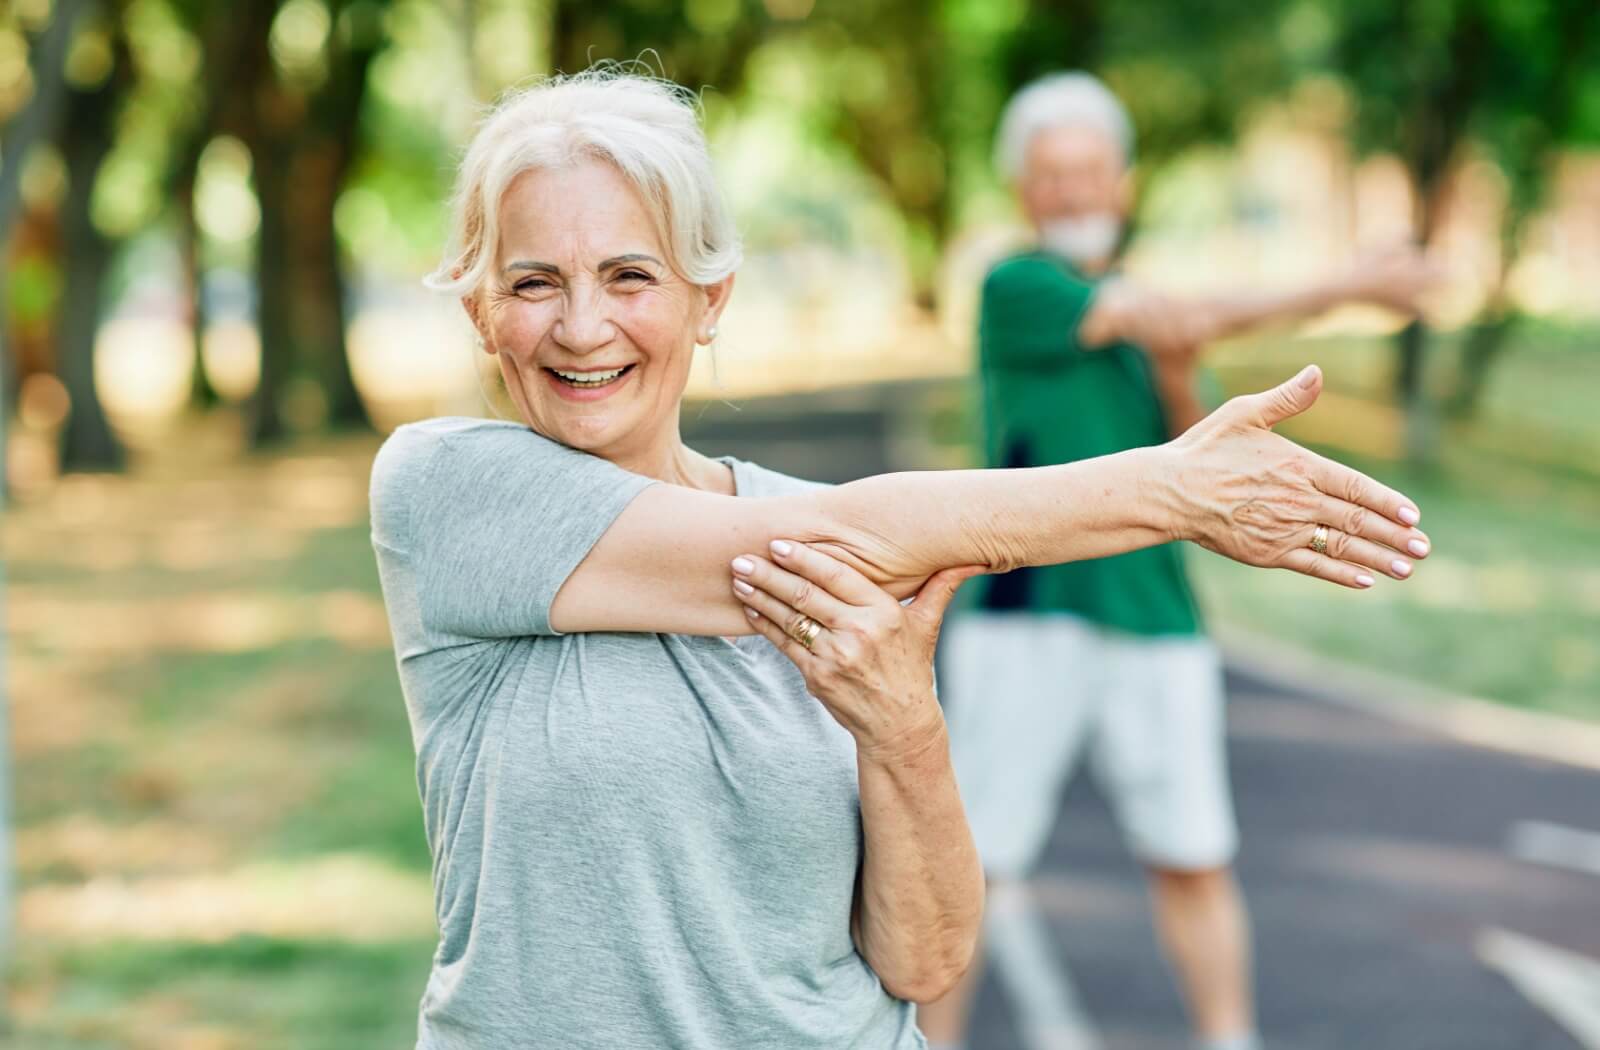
[425,66,743,298]
[993,72,1134,182]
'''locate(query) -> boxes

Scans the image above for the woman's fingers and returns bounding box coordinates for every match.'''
[1279,547,1379,590]
[1235,364,1324,429]
[1313,496,1430,561]
[731,553,852,629]
[766,539,887,607]
[1307,525,1416,580]
[737,599,815,666]
[907,566,987,628]
[1309,453,1421,527]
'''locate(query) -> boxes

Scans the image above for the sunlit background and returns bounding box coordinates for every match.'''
[2,0,1597,1045]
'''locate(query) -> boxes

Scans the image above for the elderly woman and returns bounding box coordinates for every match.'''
[370,69,1428,1049]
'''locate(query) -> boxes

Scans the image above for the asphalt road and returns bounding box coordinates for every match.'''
[961,668,1600,1050]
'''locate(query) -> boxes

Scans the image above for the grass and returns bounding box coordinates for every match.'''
[5,432,433,1048]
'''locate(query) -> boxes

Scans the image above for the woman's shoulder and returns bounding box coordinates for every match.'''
[370,417,595,543]
[386,414,540,449]
[374,416,564,476]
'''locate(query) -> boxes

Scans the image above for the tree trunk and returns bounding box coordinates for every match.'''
[250,145,294,446]
[292,148,365,428]
[56,20,126,473]
[1,0,96,501]
[176,181,220,410]
[294,9,384,432]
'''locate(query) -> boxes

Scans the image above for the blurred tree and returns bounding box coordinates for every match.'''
[548,0,767,92]
[55,0,131,472]
[162,0,260,411]
[1445,0,1600,418]
[1309,0,1600,458]
[289,0,388,430]
[219,0,389,445]
[2,0,97,494]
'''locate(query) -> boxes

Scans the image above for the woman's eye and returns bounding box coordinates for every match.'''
[616,270,651,284]
[515,279,552,292]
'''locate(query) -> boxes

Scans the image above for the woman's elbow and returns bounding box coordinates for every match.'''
[878,930,981,1004]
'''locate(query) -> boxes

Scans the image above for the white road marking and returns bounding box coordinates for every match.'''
[1509,821,1600,878]
[986,881,1103,1050]
[1478,927,1600,1049]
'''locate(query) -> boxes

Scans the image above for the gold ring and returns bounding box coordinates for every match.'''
[1309,525,1329,556]
[789,615,823,651]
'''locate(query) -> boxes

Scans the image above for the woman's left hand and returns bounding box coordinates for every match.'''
[731,541,985,761]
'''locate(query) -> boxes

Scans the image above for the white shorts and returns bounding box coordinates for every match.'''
[940,612,1237,877]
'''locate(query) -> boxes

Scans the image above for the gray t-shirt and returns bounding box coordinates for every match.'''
[369,417,923,1050]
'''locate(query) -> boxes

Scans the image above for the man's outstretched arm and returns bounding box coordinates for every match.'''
[1079,245,1440,359]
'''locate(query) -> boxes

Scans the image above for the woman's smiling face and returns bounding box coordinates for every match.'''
[470,158,732,461]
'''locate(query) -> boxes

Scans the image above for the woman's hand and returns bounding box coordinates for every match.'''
[730,542,985,761]
[1158,364,1431,588]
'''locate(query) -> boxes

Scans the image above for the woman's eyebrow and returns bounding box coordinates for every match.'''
[505,260,561,276]
[598,253,662,270]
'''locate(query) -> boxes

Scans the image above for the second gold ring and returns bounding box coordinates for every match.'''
[1309,524,1329,555]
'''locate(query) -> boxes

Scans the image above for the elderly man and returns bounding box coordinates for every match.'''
[921,74,1435,1050]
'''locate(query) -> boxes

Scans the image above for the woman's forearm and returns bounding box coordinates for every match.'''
[853,715,984,1003]
[801,446,1178,597]
[555,447,1179,636]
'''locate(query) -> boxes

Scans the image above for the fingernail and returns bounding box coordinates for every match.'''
[1397,506,1420,525]
[1355,574,1375,588]
[733,579,754,596]
[1407,538,1429,557]
[745,606,760,619]
[731,557,754,575]
[1391,559,1411,578]
[770,540,793,557]
[1297,364,1319,388]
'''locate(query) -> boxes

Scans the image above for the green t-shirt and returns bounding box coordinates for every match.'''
[972,249,1203,636]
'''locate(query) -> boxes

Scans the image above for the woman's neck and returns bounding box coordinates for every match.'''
[607,431,735,495]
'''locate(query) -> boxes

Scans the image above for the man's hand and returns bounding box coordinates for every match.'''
[1338,245,1443,316]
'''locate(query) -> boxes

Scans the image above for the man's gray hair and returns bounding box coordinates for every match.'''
[994,72,1134,181]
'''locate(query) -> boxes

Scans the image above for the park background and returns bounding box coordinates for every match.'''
[1,0,1598,1046]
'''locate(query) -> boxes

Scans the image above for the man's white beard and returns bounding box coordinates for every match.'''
[1039,214,1121,265]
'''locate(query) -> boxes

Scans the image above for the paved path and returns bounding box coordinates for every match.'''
[963,668,1600,1050]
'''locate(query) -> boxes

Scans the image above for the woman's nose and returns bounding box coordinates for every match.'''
[553,293,616,355]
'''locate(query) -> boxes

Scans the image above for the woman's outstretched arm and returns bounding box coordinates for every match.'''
[552,365,1428,636]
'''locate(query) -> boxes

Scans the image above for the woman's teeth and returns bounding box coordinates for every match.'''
[551,366,628,388]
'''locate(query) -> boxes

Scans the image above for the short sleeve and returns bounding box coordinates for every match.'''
[978,256,1097,369]
[370,419,656,640]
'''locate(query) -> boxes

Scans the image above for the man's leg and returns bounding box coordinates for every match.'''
[1094,633,1257,1049]
[1148,863,1256,1046]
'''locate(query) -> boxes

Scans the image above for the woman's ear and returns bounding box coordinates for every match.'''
[461,292,496,355]
[697,273,736,345]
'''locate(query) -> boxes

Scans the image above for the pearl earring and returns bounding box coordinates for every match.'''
[706,325,718,342]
